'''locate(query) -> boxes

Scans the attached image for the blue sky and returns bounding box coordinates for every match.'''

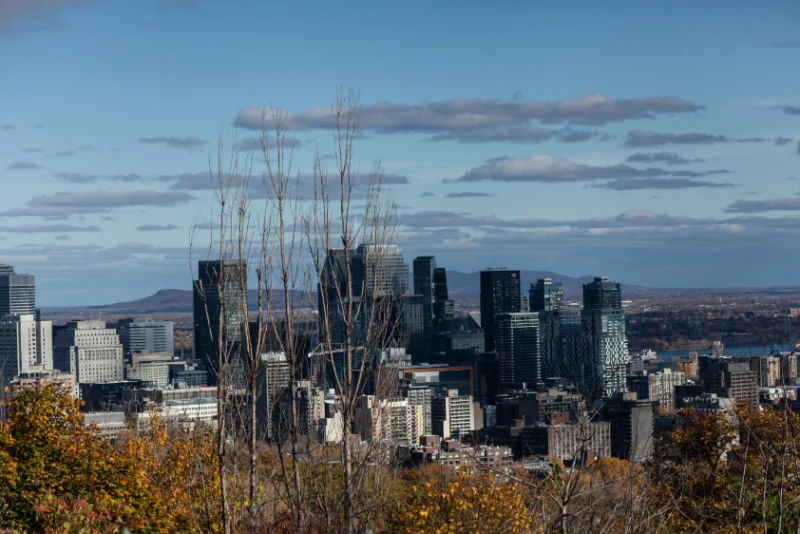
[1,0,800,305]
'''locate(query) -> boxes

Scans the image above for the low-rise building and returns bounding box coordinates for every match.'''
[683,393,736,414]
[84,411,127,440]
[521,420,611,463]
[400,435,514,474]
[11,369,77,398]
[125,351,180,388]
[133,397,218,434]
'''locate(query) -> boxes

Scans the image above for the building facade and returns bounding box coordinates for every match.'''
[494,312,540,389]
[598,392,654,463]
[0,313,52,386]
[109,318,174,359]
[479,269,521,354]
[124,351,179,388]
[530,278,564,313]
[581,277,629,399]
[193,260,247,386]
[53,321,124,384]
[357,395,423,444]
[431,388,475,439]
[412,256,436,349]
[627,368,687,412]
[0,264,35,316]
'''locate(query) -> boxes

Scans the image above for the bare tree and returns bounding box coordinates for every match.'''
[305,88,401,534]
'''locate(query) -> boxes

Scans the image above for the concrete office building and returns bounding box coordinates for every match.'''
[0,313,52,386]
[124,351,180,388]
[0,264,35,316]
[53,321,124,384]
[109,318,174,359]
[134,397,218,434]
[84,412,127,441]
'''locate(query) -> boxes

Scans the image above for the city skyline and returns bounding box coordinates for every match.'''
[3,0,800,305]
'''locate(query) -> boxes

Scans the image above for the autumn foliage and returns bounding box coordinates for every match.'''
[6,385,800,532]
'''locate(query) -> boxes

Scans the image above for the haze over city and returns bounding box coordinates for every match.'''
[2,0,800,305]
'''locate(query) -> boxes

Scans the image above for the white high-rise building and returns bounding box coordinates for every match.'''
[0,264,35,316]
[0,313,52,386]
[53,321,124,384]
[356,395,423,444]
[431,389,475,439]
[406,385,434,435]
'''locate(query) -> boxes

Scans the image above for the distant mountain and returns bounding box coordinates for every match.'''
[40,273,800,316]
[78,288,312,314]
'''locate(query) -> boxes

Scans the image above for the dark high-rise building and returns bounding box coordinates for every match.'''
[699,357,758,408]
[530,278,563,312]
[580,277,629,399]
[583,276,622,311]
[480,269,521,353]
[413,256,436,336]
[495,312,540,389]
[539,307,587,385]
[433,268,454,320]
[397,294,425,360]
[318,245,412,352]
[0,264,35,316]
[598,391,653,463]
[352,244,409,298]
[193,260,247,385]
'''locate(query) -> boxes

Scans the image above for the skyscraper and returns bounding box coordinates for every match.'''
[494,312,540,389]
[581,277,629,399]
[193,260,247,385]
[479,269,521,353]
[413,256,436,333]
[0,314,53,387]
[319,245,410,348]
[0,264,35,316]
[432,267,454,320]
[352,244,409,298]
[583,276,622,311]
[529,278,563,312]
